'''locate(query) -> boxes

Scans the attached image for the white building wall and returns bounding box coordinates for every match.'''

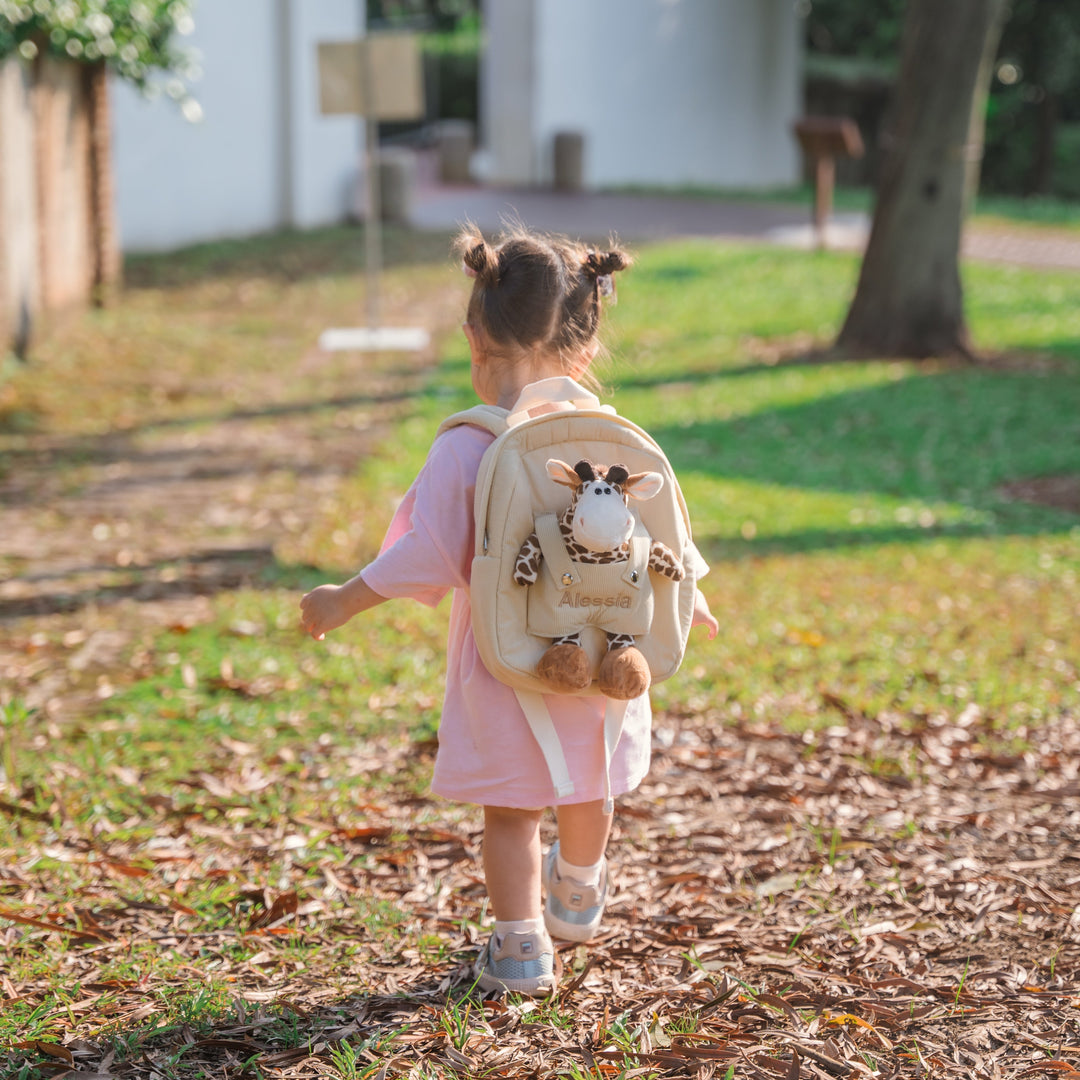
[286,1,365,229]
[507,0,801,189]
[0,58,39,333]
[111,0,363,253]
[480,0,537,185]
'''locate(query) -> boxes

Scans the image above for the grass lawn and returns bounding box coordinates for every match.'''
[611,181,1080,232]
[1,227,1079,1079]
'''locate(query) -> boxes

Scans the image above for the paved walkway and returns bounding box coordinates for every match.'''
[412,179,1080,272]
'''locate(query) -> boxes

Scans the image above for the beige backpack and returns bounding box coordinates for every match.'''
[437,381,700,809]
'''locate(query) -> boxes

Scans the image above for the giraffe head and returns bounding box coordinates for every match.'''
[546,458,664,553]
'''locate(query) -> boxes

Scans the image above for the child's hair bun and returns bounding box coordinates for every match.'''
[584,249,632,278]
[459,233,500,286]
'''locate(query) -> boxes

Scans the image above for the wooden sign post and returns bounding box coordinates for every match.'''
[793,117,864,250]
[317,33,428,351]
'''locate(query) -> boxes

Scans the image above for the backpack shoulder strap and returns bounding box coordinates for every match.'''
[436,405,509,440]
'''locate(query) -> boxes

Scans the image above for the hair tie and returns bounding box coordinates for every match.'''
[584,250,615,299]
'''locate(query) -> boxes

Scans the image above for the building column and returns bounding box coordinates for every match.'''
[481,0,536,185]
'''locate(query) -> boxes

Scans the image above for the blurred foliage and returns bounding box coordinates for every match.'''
[373,0,481,132]
[803,0,1080,198]
[368,0,478,34]
[803,0,906,61]
[983,0,1080,195]
[422,19,479,124]
[0,0,197,101]
[428,50,477,125]
[996,0,1080,107]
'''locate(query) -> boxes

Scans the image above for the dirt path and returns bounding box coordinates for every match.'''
[0,279,462,721]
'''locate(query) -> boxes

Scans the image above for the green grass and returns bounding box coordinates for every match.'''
[2,233,1077,791]
[605,180,875,214]
[605,180,1080,231]
[973,192,1080,229]
[2,227,1080,1075]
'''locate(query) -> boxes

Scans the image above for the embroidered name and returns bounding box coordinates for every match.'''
[558,593,632,609]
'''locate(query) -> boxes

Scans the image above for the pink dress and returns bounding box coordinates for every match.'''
[360,419,654,810]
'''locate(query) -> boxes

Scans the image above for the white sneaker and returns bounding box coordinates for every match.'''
[542,841,608,943]
[472,928,559,996]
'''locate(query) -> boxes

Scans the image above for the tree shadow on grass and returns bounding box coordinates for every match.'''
[0,368,476,497]
[614,342,1080,395]
[0,546,293,621]
[612,353,832,392]
[648,358,1080,558]
[0,384,423,468]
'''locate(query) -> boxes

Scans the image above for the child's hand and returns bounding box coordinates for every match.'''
[300,575,387,640]
[691,589,719,640]
[300,584,350,641]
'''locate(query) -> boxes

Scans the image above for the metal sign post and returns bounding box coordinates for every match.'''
[317,32,428,352]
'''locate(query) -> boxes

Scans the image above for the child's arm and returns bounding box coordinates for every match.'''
[300,574,388,641]
[692,588,718,640]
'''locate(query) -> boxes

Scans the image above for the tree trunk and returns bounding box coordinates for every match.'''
[1029,89,1058,196]
[1026,12,1060,197]
[85,61,121,305]
[835,0,1008,360]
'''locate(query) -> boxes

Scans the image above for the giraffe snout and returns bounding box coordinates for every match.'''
[573,502,634,553]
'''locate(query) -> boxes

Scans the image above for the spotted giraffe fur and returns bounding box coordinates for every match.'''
[514,472,685,583]
[514,461,684,654]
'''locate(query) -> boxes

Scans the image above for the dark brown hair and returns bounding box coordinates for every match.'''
[454,225,631,372]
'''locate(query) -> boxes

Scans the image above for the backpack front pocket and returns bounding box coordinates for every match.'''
[527,558,653,639]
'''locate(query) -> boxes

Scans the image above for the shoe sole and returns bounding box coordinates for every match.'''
[545,908,603,943]
[473,951,563,997]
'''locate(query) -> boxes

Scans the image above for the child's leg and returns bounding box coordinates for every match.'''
[554,798,612,867]
[475,805,558,996]
[482,805,543,920]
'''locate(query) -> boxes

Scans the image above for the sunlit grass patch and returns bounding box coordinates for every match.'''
[656,532,1078,734]
[2,229,1080,1078]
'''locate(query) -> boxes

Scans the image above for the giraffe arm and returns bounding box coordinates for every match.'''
[513,533,543,586]
[648,539,685,581]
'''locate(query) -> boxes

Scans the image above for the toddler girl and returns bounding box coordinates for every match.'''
[300,226,718,995]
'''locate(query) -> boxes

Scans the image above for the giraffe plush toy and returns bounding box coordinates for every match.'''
[513,458,685,699]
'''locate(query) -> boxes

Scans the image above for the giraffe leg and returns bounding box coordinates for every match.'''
[597,633,651,700]
[537,633,592,693]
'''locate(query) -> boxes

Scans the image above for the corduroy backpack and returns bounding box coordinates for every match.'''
[437,379,700,810]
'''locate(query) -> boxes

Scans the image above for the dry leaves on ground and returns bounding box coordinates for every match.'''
[3,705,1079,1079]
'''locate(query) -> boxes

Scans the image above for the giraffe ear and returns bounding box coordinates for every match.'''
[624,471,664,501]
[545,459,582,487]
